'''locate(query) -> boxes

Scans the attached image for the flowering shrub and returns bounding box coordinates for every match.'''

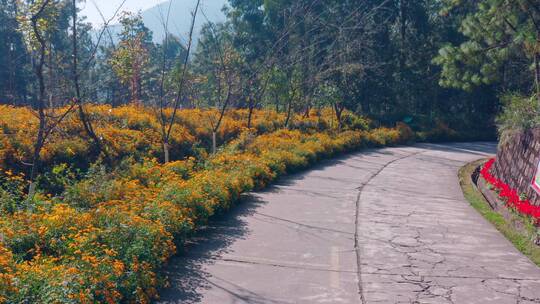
[0,105,365,175]
[0,169,26,213]
[0,104,414,303]
[481,159,540,220]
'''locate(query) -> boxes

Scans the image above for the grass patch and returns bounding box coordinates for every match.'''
[459,160,540,266]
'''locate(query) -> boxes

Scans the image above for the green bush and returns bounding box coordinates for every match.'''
[497,93,540,142]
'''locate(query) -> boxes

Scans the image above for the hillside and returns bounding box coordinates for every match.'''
[94,0,227,44]
[142,0,227,43]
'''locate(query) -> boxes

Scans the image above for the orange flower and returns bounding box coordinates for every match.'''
[112,260,125,276]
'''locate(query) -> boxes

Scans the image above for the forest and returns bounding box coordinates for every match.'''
[0,0,539,302]
[1,0,536,137]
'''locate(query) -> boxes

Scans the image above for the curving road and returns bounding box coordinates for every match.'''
[158,143,540,304]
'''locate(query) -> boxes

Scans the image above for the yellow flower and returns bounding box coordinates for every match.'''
[112,260,125,276]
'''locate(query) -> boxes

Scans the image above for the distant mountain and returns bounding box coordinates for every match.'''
[142,0,227,44]
[96,0,227,45]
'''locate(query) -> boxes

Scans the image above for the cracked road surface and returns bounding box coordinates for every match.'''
[158,143,540,304]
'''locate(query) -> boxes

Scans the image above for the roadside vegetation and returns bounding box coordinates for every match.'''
[0,0,539,302]
[0,105,413,302]
[452,0,540,273]
[459,160,540,267]
[496,94,540,143]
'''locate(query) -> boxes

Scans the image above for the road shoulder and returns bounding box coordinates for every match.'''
[459,159,540,267]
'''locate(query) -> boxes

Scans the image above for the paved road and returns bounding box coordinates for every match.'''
[158,143,540,304]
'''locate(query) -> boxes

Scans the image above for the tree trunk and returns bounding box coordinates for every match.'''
[72,0,106,163]
[47,44,53,108]
[285,100,293,128]
[28,126,44,198]
[334,103,344,131]
[163,141,170,163]
[303,103,310,118]
[77,104,107,161]
[28,2,49,199]
[399,0,407,76]
[247,101,254,129]
[131,78,137,103]
[161,0,201,161]
[212,131,217,155]
[534,53,540,105]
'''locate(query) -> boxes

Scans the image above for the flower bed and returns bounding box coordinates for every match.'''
[0,109,412,303]
[0,105,368,176]
[481,159,540,221]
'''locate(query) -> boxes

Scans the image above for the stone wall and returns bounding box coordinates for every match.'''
[493,128,540,205]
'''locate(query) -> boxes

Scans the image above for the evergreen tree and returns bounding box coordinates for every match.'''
[435,0,540,101]
[0,0,29,104]
[109,12,154,103]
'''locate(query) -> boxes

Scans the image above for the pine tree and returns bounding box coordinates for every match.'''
[434,0,540,103]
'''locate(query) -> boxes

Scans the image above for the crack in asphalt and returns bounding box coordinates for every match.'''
[253,212,355,236]
[353,145,540,303]
[220,257,540,282]
[159,143,540,304]
[219,257,357,274]
[220,252,540,304]
[354,151,424,304]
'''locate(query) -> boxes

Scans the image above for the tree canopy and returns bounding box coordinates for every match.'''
[0,0,537,139]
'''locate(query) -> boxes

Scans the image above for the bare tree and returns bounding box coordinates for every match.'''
[157,0,201,163]
[23,0,76,198]
[308,0,390,128]
[231,0,325,129]
[206,25,236,154]
[70,0,126,164]
[72,0,103,162]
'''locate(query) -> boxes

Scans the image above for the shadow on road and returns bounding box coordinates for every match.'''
[416,142,497,156]
[157,148,403,303]
[157,194,266,303]
[156,142,497,303]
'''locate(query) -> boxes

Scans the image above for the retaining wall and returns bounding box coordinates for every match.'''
[493,128,540,205]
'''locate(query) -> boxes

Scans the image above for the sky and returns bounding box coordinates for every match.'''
[80,0,166,27]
